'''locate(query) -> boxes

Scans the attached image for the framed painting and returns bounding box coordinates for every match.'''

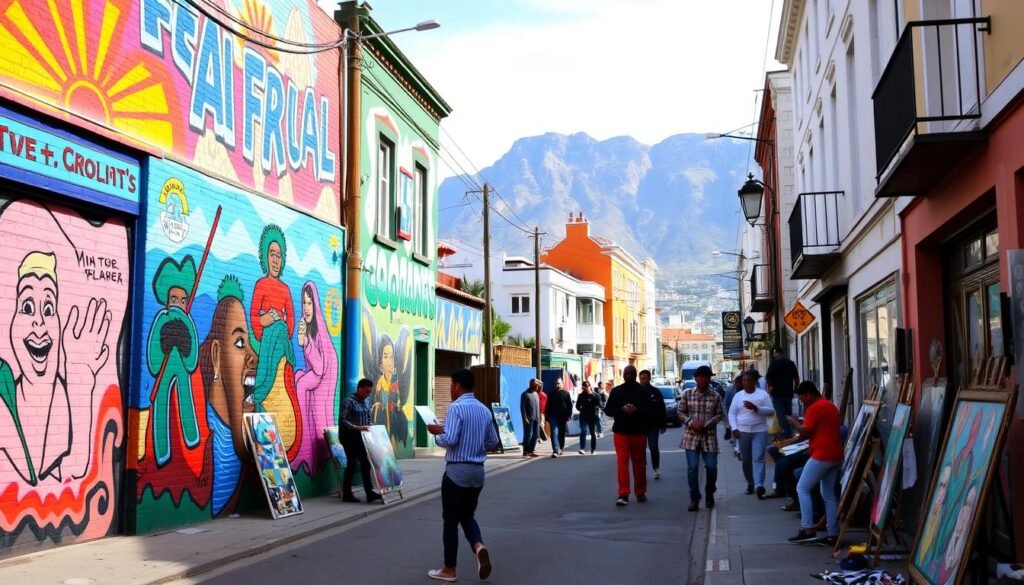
[491,404,519,450]
[910,390,1016,585]
[243,413,303,519]
[870,403,911,531]
[839,400,880,510]
[361,425,404,495]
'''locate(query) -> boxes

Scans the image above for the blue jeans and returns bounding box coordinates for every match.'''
[550,419,568,453]
[579,415,597,452]
[522,418,539,454]
[773,396,793,437]
[738,431,768,488]
[796,458,841,536]
[596,411,605,434]
[685,450,719,500]
[647,427,661,469]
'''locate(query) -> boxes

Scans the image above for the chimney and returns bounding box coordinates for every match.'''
[566,211,589,238]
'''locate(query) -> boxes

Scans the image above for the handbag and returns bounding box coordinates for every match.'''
[766,412,782,435]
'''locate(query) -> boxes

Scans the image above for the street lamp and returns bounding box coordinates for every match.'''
[354,19,441,41]
[738,173,766,226]
[743,316,756,338]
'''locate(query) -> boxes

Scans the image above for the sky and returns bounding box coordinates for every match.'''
[318,0,785,179]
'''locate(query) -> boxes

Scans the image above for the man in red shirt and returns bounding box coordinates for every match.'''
[784,381,843,545]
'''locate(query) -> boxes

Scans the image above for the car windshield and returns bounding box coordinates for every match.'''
[682,381,697,390]
[657,386,675,399]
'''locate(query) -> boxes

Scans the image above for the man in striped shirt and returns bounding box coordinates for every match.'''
[426,368,499,582]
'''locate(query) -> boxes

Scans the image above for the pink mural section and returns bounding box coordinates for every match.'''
[0,198,128,553]
[0,0,342,223]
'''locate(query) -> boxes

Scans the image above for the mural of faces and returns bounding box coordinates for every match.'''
[12,266,60,383]
[267,242,282,279]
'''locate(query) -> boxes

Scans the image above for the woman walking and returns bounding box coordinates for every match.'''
[728,370,775,498]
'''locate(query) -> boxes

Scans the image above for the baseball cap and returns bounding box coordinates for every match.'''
[695,365,715,377]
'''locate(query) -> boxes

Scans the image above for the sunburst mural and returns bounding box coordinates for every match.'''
[233,0,279,66]
[0,0,176,150]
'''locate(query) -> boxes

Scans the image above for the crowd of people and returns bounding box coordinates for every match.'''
[516,347,847,547]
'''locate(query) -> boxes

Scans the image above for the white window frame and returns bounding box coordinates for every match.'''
[414,164,428,256]
[511,294,531,315]
[377,136,395,239]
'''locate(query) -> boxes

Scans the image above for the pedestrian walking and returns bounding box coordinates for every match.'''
[426,369,500,582]
[728,370,774,498]
[678,365,725,511]
[783,381,843,546]
[575,381,602,454]
[639,369,667,479]
[544,377,573,457]
[520,379,541,458]
[338,378,382,503]
[605,365,652,506]
[724,373,743,458]
[537,382,549,443]
[766,346,800,437]
[597,381,611,437]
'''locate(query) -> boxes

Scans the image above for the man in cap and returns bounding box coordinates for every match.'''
[678,365,725,511]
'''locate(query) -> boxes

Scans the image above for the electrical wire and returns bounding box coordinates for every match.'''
[172,0,348,54]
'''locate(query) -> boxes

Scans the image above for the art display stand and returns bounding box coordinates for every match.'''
[361,425,405,506]
[835,437,880,550]
[837,399,881,518]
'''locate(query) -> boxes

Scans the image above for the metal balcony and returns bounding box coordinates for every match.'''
[789,191,843,279]
[750,264,773,313]
[873,17,991,197]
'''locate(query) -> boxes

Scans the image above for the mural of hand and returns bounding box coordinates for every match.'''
[65,298,112,377]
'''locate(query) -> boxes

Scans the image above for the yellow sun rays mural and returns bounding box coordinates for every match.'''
[0,0,176,151]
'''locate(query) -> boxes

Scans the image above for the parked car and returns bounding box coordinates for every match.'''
[656,385,682,426]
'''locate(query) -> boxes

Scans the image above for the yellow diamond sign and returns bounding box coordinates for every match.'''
[784,301,815,335]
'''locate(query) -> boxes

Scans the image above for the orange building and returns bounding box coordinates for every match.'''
[542,214,656,381]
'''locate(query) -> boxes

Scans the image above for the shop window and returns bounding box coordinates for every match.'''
[801,325,821,386]
[511,294,530,315]
[857,280,899,400]
[376,136,395,240]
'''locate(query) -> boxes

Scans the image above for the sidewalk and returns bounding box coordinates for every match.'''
[0,442,549,585]
[701,445,905,584]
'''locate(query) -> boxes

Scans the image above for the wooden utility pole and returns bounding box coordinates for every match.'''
[533,226,542,378]
[482,184,493,367]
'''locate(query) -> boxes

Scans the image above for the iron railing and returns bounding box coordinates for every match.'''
[789,191,844,267]
[872,17,991,178]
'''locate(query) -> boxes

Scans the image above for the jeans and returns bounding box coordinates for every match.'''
[550,418,568,453]
[685,450,719,501]
[738,431,768,488]
[441,474,484,569]
[596,411,605,433]
[796,458,841,536]
[647,427,662,469]
[769,446,810,498]
[522,418,539,454]
[773,396,793,437]
[613,433,647,497]
[579,415,597,452]
[341,434,374,497]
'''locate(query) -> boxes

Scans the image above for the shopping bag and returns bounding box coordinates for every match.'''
[766,413,781,435]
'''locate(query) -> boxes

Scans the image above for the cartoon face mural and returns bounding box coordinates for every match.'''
[133,159,342,533]
[0,0,341,222]
[0,198,128,554]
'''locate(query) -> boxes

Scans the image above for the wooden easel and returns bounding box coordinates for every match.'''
[835,437,881,550]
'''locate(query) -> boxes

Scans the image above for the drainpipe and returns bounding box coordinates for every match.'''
[343,9,363,396]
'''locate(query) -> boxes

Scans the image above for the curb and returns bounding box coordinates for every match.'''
[148,453,539,585]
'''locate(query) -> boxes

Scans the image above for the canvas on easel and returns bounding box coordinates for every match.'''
[866,403,912,566]
[838,399,880,514]
[361,424,404,504]
[491,403,519,451]
[243,413,303,519]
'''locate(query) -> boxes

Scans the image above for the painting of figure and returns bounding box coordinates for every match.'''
[871,403,910,531]
[293,282,339,475]
[361,306,412,452]
[912,400,1006,585]
[361,424,404,494]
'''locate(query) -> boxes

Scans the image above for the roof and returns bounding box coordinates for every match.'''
[435,283,487,309]
[661,327,716,344]
[775,0,805,65]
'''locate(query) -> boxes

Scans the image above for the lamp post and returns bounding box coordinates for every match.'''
[706,131,785,353]
[340,3,441,394]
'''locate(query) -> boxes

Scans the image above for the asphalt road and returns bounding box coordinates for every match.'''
[187,429,699,585]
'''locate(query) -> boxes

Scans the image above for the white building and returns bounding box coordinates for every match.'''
[494,255,606,357]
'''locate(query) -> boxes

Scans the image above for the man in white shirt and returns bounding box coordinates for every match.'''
[728,370,775,498]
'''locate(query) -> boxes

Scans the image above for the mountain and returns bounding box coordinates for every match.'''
[438,132,754,276]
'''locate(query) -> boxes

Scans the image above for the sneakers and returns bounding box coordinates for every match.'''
[551,453,559,459]
[527,452,539,458]
[578,449,586,455]
[688,499,699,512]
[476,545,492,580]
[745,483,754,494]
[636,494,648,503]
[654,469,661,480]
[598,433,605,438]
[341,494,360,503]
[788,529,820,544]
[705,496,715,509]
[756,486,766,500]
[764,490,786,499]
[366,492,383,503]
[615,496,629,506]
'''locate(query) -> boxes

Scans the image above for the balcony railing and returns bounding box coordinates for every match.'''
[789,191,843,280]
[577,323,606,345]
[872,17,990,196]
[750,264,773,313]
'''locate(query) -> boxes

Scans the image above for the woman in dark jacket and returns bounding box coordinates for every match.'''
[575,381,602,454]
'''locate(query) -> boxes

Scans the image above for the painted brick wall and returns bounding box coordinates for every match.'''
[129,158,343,534]
[0,196,129,556]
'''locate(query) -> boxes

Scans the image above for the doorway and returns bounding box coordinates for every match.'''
[414,341,430,448]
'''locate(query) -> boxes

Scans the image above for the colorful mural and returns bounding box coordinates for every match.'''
[132,158,342,532]
[0,198,128,554]
[359,102,439,458]
[0,0,341,222]
[435,298,482,355]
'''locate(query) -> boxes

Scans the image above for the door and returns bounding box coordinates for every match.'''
[414,341,430,447]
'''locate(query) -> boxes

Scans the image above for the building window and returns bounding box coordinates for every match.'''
[377,136,395,239]
[858,280,898,401]
[511,294,530,315]
[414,164,428,256]
[801,325,821,386]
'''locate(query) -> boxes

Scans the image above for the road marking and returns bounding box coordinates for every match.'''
[705,560,730,572]
[709,506,718,545]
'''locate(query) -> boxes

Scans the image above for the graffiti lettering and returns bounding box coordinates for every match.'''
[61,146,138,194]
[363,245,435,321]
[76,252,126,285]
[141,2,336,182]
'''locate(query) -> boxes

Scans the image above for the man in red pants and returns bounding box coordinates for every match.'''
[604,365,653,506]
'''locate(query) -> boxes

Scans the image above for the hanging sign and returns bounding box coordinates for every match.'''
[784,301,816,334]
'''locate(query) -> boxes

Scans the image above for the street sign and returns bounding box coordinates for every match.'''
[722,311,743,358]
[784,301,815,334]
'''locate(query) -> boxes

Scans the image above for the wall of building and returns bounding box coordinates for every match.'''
[358,47,440,460]
[982,0,1024,94]
[129,158,344,534]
